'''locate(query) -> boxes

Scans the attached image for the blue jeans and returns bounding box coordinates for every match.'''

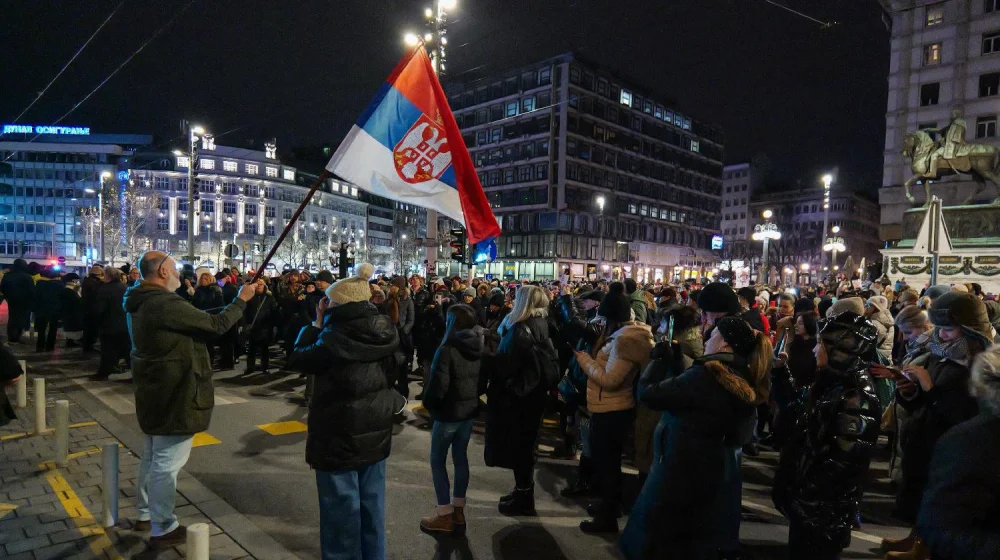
[136,434,194,537]
[316,460,387,560]
[430,419,473,506]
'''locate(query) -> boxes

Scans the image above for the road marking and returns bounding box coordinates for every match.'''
[0,503,16,520]
[192,432,221,447]
[39,444,124,470]
[69,421,98,429]
[257,420,308,436]
[0,420,101,442]
[70,377,247,414]
[40,464,123,559]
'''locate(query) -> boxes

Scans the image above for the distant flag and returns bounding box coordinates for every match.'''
[326,46,501,246]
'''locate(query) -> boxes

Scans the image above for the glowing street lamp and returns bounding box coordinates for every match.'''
[752,209,781,285]
[596,195,606,278]
[823,225,846,282]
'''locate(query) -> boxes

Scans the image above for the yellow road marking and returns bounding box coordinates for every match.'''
[41,464,122,560]
[38,444,123,470]
[0,421,99,442]
[69,421,98,429]
[0,503,16,520]
[192,432,221,447]
[256,420,308,436]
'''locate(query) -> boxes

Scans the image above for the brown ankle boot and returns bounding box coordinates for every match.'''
[420,511,454,534]
[881,532,916,553]
[453,506,466,535]
[886,538,930,560]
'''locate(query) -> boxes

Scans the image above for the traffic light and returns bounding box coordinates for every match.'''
[450,228,466,263]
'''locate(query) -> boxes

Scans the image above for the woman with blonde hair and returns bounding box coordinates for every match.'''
[484,284,553,516]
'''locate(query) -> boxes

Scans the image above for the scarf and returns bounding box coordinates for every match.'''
[902,330,933,368]
[928,333,971,367]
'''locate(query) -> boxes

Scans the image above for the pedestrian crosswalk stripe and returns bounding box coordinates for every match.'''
[257,420,308,436]
[192,432,221,447]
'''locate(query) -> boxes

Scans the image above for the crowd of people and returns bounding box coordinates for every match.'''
[1,254,998,560]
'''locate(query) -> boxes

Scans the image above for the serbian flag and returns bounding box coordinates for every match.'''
[326,46,501,246]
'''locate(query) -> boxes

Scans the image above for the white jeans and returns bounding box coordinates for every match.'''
[136,434,194,536]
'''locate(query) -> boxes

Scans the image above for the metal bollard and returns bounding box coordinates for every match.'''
[33,378,46,434]
[185,523,211,560]
[54,400,70,467]
[100,443,119,527]
[16,360,27,408]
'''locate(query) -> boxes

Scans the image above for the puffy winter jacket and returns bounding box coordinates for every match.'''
[773,366,882,548]
[289,301,404,471]
[575,322,654,413]
[424,329,483,422]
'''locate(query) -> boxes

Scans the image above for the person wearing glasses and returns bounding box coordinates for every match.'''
[123,251,255,547]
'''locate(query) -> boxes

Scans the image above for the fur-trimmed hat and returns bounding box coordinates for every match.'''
[929,292,993,343]
[326,263,376,305]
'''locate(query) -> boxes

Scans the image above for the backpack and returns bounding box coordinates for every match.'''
[520,324,561,390]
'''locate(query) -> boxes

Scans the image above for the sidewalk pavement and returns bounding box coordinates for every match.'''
[1,345,298,560]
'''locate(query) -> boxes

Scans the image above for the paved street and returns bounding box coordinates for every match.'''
[4,331,910,559]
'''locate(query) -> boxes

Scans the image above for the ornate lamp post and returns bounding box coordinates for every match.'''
[596,195,606,279]
[823,225,846,284]
[752,209,781,285]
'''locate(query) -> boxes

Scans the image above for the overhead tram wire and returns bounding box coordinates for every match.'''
[758,0,836,29]
[2,0,198,163]
[9,0,127,124]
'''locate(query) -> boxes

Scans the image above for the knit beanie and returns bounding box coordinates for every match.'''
[598,282,632,322]
[488,292,506,307]
[929,292,993,342]
[826,297,865,318]
[463,287,476,297]
[794,297,816,314]
[697,282,741,314]
[390,276,407,290]
[326,263,376,305]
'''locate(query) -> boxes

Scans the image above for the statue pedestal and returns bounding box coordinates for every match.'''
[882,203,1000,293]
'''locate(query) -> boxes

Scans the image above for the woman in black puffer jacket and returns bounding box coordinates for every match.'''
[419,304,483,535]
[289,264,404,560]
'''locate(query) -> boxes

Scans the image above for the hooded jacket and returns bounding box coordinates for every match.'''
[628,288,648,323]
[289,301,404,471]
[868,306,896,357]
[124,282,247,435]
[424,329,483,422]
[575,322,655,413]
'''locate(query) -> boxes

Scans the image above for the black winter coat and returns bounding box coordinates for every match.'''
[738,307,767,334]
[424,330,483,422]
[242,293,277,342]
[620,352,758,560]
[1,268,34,309]
[0,344,23,427]
[32,278,64,321]
[894,354,979,521]
[916,411,1000,560]
[96,278,128,335]
[81,274,102,312]
[416,302,447,361]
[289,302,404,472]
[60,285,85,333]
[773,366,882,549]
[484,315,549,470]
[192,285,224,313]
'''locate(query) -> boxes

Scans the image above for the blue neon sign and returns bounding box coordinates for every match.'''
[1,124,91,136]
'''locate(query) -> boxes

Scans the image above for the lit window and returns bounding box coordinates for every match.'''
[926,4,943,27]
[246,164,259,175]
[984,31,1000,54]
[351,187,358,196]
[200,159,215,170]
[176,156,190,168]
[223,161,237,172]
[620,89,632,106]
[283,169,295,180]
[331,182,340,193]
[924,43,942,65]
[266,167,278,177]
[690,140,700,153]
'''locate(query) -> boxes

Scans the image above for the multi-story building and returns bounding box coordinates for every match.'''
[357,191,397,275]
[879,0,1000,240]
[128,141,367,273]
[0,126,152,267]
[446,52,724,282]
[748,188,882,284]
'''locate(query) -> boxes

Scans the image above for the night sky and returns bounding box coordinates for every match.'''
[2,1,889,193]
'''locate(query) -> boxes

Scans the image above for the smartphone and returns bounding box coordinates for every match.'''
[666,316,675,344]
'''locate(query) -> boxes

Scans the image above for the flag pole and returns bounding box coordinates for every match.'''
[250,169,330,283]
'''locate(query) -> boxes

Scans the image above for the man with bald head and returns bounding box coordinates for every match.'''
[123,251,254,546]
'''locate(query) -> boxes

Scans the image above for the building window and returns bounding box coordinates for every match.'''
[620,89,632,106]
[246,164,259,175]
[200,200,214,213]
[283,208,293,219]
[505,101,518,117]
[985,31,1000,55]
[176,156,190,168]
[223,201,237,214]
[265,205,275,217]
[522,96,535,113]
[924,43,942,65]
[987,0,1000,14]
[981,73,1000,97]
[920,82,940,106]
[925,4,944,27]
[690,140,700,153]
[200,158,215,170]
[283,169,295,181]
[977,116,997,138]
[266,167,278,177]
[223,161,237,172]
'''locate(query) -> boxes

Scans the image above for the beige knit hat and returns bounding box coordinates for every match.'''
[326,263,375,305]
[826,296,865,318]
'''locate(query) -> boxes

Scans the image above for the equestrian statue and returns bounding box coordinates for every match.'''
[901,109,1000,206]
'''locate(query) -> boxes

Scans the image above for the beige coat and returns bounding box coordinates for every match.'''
[576,322,655,414]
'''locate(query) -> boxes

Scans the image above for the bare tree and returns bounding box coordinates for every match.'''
[79,187,161,266]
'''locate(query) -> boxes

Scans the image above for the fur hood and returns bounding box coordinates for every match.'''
[971,344,1000,415]
[704,360,757,404]
[606,322,655,362]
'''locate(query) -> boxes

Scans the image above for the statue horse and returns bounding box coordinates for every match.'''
[901,129,1000,206]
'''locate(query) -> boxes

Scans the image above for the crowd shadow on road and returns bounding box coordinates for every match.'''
[491,524,579,560]
[234,406,309,462]
[427,533,476,560]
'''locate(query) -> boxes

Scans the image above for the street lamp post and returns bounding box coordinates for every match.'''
[98,171,110,263]
[823,225,846,285]
[596,195,605,279]
[177,124,205,265]
[820,173,833,272]
[401,233,408,274]
[752,209,781,286]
